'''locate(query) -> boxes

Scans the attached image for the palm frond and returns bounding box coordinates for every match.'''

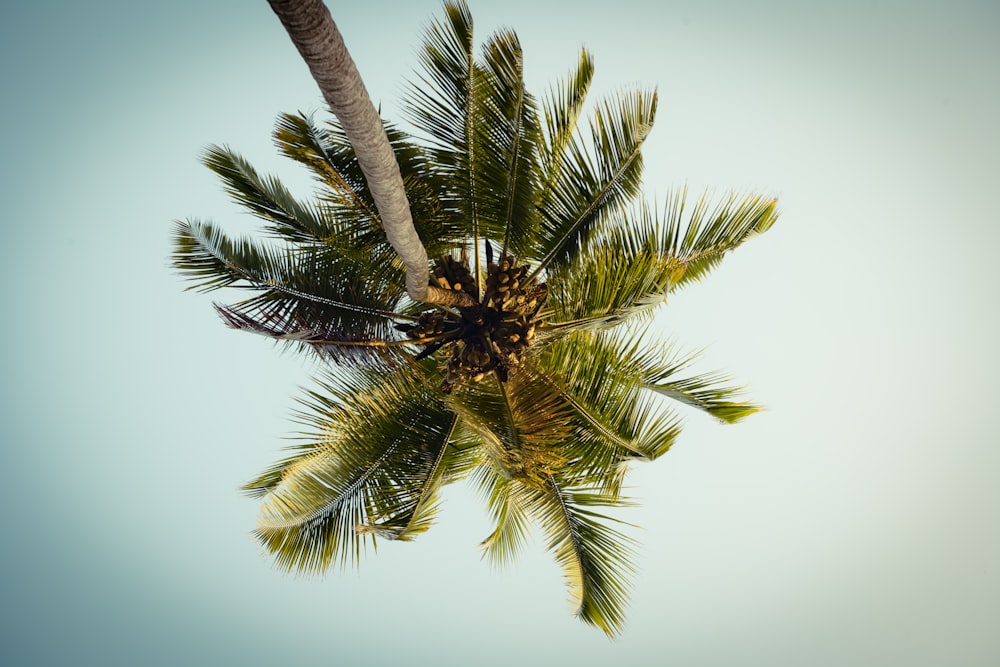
[377,417,481,540]
[642,349,761,423]
[545,190,778,331]
[445,370,573,484]
[174,220,410,361]
[214,302,420,364]
[475,29,542,257]
[202,145,330,242]
[534,330,682,486]
[250,363,458,571]
[403,0,486,290]
[539,48,594,182]
[171,218,277,292]
[404,0,476,156]
[663,188,778,290]
[531,87,657,274]
[523,475,636,637]
[544,201,671,331]
[471,463,533,567]
[356,412,465,540]
[243,440,323,499]
[242,366,418,499]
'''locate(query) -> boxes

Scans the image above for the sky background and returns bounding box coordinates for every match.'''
[2,0,998,664]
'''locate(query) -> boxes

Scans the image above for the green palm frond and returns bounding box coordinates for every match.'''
[445,370,574,484]
[475,29,542,257]
[546,190,778,332]
[641,349,761,424]
[379,418,481,540]
[539,48,594,182]
[523,475,636,637]
[243,441,322,500]
[215,301,420,365]
[531,87,657,275]
[536,330,682,474]
[404,0,490,292]
[472,463,533,567]
[243,366,422,498]
[663,188,778,290]
[404,0,476,156]
[251,363,458,570]
[544,204,663,330]
[172,218,278,292]
[356,411,471,540]
[173,220,410,361]
[544,202,675,331]
[404,0,478,236]
[202,145,331,242]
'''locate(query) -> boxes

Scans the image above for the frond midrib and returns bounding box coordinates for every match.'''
[530,367,649,460]
[532,136,645,277]
[388,412,461,537]
[257,441,402,531]
[500,50,527,257]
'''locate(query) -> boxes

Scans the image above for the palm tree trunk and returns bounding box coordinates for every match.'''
[267,0,473,307]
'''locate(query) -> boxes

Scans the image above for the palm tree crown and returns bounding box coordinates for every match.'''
[173,0,777,636]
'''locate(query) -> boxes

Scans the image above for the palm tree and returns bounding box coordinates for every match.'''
[172,0,778,636]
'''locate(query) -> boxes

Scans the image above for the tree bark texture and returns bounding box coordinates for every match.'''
[267,0,473,307]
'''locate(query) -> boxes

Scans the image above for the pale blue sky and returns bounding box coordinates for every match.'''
[1,1,998,665]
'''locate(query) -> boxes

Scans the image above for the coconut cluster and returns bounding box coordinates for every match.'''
[431,254,478,301]
[398,252,547,393]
